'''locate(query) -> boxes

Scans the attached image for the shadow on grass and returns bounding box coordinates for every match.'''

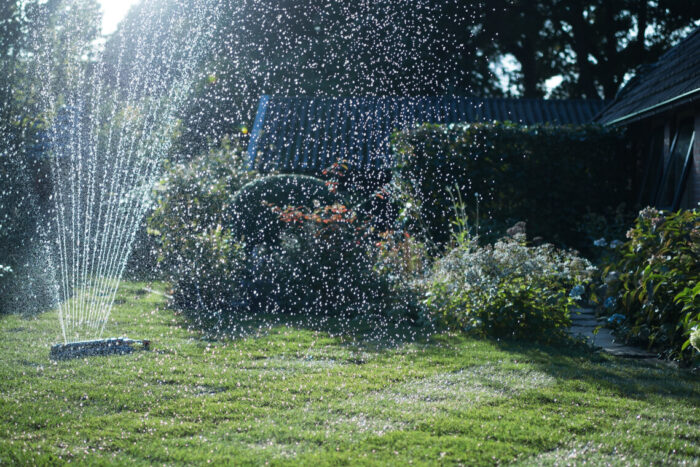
[492,339,700,401]
[151,285,700,403]
[176,304,438,351]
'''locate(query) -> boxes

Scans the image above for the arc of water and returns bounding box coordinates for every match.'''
[88,8,177,330]
[96,7,218,335]
[33,0,219,341]
[83,29,139,332]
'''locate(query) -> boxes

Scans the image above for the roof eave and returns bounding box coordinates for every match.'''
[603,87,700,127]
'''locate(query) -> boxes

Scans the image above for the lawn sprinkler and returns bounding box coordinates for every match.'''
[50,337,150,360]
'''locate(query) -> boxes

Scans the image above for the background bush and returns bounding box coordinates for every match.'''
[150,152,418,325]
[0,151,52,314]
[598,208,699,364]
[245,200,399,318]
[392,122,633,252]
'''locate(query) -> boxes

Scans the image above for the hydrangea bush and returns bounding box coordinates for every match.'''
[424,229,594,343]
[598,207,699,364]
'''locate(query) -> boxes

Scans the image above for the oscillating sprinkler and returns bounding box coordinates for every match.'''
[50,337,151,360]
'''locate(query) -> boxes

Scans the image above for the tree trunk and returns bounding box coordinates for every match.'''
[565,4,600,98]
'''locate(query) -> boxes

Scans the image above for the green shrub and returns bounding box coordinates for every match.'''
[148,138,256,313]
[424,228,594,343]
[0,226,13,311]
[0,257,11,283]
[171,225,251,328]
[228,174,339,246]
[598,208,699,363]
[392,122,633,251]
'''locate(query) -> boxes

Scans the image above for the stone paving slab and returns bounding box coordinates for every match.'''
[570,318,601,326]
[569,308,656,359]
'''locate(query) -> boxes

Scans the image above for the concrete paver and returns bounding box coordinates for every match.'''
[569,308,656,359]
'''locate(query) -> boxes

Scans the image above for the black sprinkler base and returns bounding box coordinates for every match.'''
[50,337,150,360]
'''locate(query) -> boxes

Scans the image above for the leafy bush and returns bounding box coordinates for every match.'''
[392,122,633,251]
[228,174,338,246]
[374,230,431,285]
[424,227,594,343]
[0,225,12,308]
[598,208,699,363]
[171,225,251,328]
[574,203,637,263]
[148,138,257,313]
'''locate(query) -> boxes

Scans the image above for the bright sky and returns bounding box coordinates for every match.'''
[98,0,141,35]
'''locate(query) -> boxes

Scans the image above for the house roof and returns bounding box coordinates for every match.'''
[246,95,607,172]
[597,28,700,126]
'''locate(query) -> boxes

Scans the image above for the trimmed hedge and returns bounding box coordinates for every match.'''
[392,122,633,250]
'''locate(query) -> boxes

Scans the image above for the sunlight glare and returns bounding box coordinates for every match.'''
[98,0,141,35]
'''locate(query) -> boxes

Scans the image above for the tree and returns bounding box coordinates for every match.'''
[556,0,700,99]
[173,0,498,154]
[104,0,700,157]
[482,0,700,99]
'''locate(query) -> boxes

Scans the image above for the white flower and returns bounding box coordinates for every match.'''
[690,328,700,352]
[605,271,619,284]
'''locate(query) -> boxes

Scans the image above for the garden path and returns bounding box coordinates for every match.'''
[570,308,656,358]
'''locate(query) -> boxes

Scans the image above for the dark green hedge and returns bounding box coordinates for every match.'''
[392,122,633,250]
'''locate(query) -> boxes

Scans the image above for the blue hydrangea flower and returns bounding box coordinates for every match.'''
[607,313,626,325]
[569,285,585,300]
[604,296,618,309]
[609,240,623,249]
[593,237,608,247]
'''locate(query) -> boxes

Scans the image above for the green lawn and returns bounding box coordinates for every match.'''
[1,281,698,465]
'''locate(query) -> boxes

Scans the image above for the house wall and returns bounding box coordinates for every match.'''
[675,105,699,209]
[630,102,699,210]
[689,110,700,208]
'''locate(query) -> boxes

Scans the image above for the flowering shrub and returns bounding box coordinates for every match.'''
[575,204,636,260]
[599,208,699,363]
[228,174,339,246]
[249,201,403,318]
[374,230,431,284]
[424,229,594,342]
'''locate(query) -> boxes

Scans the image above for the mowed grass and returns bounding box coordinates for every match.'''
[0,282,698,465]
